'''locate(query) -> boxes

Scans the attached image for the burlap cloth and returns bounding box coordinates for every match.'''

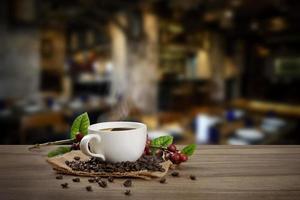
[47,151,172,180]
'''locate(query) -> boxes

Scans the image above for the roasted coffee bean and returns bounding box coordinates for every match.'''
[95,177,101,182]
[102,180,107,187]
[98,180,107,188]
[124,190,131,196]
[72,177,80,182]
[74,156,80,161]
[159,178,166,184]
[56,175,63,180]
[190,175,196,180]
[171,171,179,177]
[123,179,132,187]
[88,178,95,183]
[86,186,92,191]
[108,176,114,182]
[61,183,68,188]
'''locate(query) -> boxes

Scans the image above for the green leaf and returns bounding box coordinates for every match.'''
[181,144,197,156]
[47,146,71,157]
[70,112,90,139]
[151,135,173,148]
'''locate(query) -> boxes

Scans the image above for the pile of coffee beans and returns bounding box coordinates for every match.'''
[66,155,165,173]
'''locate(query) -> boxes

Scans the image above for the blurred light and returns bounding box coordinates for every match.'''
[74,52,85,64]
[268,17,287,32]
[70,33,79,51]
[220,9,234,29]
[203,12,218,22]
[106,62,113,72]
[168,23,183,34]
[230,0,242,7]
[224,9,234,19]
[196,50,211,79]
[250,21,259,31]
[256,45,270,57]
[86,30,95,46]
[92,60,101,72]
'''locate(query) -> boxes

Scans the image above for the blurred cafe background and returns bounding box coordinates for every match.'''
[0,0,300,145]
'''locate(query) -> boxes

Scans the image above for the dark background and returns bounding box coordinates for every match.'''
[0,0,299,145]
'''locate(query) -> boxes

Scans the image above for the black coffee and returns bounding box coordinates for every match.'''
[100,127,135,131]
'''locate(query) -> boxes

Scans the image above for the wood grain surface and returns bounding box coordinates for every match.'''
[0,145,300,200]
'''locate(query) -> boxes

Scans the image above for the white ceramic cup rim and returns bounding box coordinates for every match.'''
[88,121,147,135]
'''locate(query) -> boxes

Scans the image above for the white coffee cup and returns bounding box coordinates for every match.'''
[80,121,147,162]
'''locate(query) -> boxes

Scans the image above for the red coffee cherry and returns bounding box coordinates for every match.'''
[179,153,188,162]
[75,132,84,142]
[170,153,180,164]
[167,144,177,152]
[144,147,151,155]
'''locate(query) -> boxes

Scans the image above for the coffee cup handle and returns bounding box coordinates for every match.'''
[80,134,105,160]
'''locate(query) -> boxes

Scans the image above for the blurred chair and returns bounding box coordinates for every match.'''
[20,112,68,144]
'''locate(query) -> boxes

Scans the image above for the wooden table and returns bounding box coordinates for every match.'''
[1,145,300,200]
